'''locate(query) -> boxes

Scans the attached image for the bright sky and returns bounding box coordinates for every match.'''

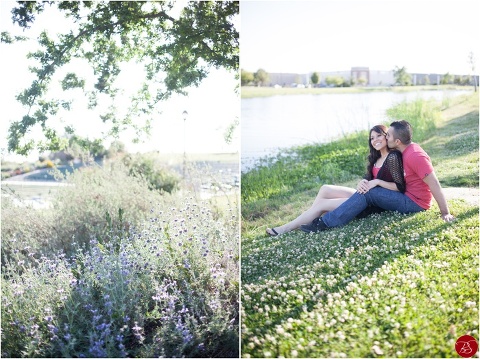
[240,0,480,75]
[0,1,239,162]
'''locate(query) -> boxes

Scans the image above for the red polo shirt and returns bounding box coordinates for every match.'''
[402,143,434,209]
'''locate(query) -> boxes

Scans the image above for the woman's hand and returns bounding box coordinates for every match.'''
[357,179,369,194]
[357,179,379,194]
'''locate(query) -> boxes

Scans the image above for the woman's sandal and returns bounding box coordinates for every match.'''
[266,228,279,236]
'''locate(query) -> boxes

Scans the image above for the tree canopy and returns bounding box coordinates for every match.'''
[393,66,411,86]
[3,1,239,155]
[254,68,269,86]
[241,69,254,86]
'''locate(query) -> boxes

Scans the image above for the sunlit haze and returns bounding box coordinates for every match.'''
[240,0,479,75]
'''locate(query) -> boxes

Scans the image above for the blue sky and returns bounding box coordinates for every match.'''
[240,0,479,75]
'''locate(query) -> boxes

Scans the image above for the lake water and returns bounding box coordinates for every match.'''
[241,89,471,171]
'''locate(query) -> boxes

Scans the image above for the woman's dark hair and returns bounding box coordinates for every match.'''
[365,124,388,180]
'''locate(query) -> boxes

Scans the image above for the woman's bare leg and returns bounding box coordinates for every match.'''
[311,185,356,216]
[267,197,351,235]
[313,184,356,202]
[267,185,355,235]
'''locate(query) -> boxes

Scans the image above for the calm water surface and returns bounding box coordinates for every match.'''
[241,90,470,171]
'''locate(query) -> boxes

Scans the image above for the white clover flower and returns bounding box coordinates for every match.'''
[371,345,383,355]
[465,301,476,308]
[265,334,276,343]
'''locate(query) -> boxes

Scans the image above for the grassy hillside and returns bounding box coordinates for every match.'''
[241,93,479,358]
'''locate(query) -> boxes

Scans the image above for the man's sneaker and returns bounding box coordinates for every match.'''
[300,217,328,233]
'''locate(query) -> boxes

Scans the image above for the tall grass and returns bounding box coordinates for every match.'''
[1,163,239,357]
[386,98,439,142]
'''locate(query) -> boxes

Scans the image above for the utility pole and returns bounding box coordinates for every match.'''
[468,52,477,92]
[182,110,188,179]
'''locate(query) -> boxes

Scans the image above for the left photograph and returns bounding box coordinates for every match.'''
[1,1,240,358]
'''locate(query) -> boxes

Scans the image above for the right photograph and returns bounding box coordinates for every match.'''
[240,1,479,358]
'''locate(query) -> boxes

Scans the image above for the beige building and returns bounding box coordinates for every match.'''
[265,67,477,87]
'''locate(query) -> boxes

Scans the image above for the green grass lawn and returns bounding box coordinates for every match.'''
[241,93,479,358]
[241,85,474,99]
[1,182,63,205]
[153,152,239,165]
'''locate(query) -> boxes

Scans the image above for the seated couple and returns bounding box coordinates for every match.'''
[266,120,454,237]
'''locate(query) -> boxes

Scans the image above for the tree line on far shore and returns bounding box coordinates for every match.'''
[242,52,478,89]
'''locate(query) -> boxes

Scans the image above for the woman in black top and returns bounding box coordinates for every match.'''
[266,124,405,236]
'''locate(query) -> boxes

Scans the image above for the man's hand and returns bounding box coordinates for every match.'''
[423,172,454,223]
[441,213,455,222]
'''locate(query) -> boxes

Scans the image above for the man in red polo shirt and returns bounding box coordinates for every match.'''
[386,120,453,220]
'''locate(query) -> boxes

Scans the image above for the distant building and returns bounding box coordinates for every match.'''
[263,67,478,87]
[267,73,308,87]
[351,67,370,85]
[369,70,395,86]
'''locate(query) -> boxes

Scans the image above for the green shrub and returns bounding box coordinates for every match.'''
[1,163,163,264]
[122,154,180,193]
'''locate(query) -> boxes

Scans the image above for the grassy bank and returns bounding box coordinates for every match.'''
[241,93,479,357]
[241,93,478,221]
[241,85,473,99]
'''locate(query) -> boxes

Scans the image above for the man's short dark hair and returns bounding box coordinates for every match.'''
[390,120,412,145]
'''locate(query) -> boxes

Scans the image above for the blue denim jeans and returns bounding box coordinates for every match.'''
[322,187,425,228]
